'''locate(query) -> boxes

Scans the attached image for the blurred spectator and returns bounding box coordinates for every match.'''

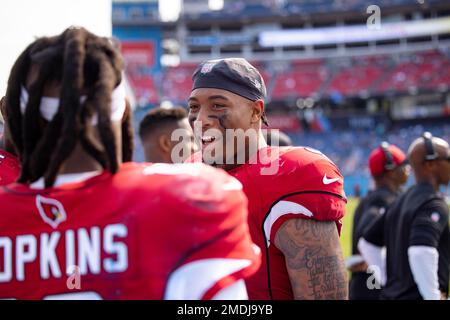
[289,122,450,196]
[359,133,450,300]
[349,143,409,300]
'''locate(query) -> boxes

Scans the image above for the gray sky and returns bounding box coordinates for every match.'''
[0,0,112,96]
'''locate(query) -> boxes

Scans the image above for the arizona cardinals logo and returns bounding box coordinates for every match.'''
[36,195,67,229]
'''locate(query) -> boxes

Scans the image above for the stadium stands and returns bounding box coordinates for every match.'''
[152,49,450,104]
[289,122,450,196]
[271,59,326,99]
[179,0,441,21]
[128,74,159,106]
[372,51,450,94]
[326,57,385,97]
[161,63,196,103]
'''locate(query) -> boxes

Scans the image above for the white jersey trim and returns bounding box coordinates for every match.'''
[30,171,102,189]
[211,280,248,300]
[143,163,204,176]
[164,258,251,300]
[263,200,314,247]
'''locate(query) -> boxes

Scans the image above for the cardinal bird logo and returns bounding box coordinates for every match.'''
[36,195,67,229]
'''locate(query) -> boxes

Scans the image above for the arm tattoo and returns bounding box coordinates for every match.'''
[275,219,348,300]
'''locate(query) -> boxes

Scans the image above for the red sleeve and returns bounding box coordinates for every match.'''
[265,192,347,247]
[161,163,261,300]
[0,150,20,186]
[262,148,347,247]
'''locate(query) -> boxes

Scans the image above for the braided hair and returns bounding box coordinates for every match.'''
[4,27,131,187]
[121,98,134,163]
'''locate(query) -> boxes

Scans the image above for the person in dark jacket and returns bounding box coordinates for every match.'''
[349,142,409,300]
[359,133,450,300]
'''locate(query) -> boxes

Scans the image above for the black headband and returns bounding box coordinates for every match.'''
[192,58,267,102]
[380,141,396,171]
[423,132,438,161]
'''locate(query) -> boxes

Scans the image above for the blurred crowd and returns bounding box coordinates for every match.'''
[182,0,437,18]
[131,49,450,108]
[291,122,450,195]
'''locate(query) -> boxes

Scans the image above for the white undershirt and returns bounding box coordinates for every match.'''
[358,238,386,286]
[408,245,441,300]
[29,171,102,189]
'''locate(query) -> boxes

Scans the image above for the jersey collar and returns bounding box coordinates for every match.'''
[29,171,103,189]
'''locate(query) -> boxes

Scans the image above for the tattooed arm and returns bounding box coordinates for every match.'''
[274,218,348,300]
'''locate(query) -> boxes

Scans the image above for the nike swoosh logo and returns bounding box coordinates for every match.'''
[323,174,339,185]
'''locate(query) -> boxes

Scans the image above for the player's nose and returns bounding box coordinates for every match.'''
[195,107,215,130]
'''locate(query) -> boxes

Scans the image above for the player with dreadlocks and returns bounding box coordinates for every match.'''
[0,27,260,300]
[121,98,134,163]
[0,90,129,186]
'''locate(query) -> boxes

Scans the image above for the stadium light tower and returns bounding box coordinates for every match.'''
[209,0,224,11]
[159,0,181,22]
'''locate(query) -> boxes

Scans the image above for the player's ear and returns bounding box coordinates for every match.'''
[158,134,172,153]
[383,170,393,181]
[250,100,264,124]
[424,160,437,173]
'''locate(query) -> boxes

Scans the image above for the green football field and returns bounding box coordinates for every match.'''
[340,197,359,259]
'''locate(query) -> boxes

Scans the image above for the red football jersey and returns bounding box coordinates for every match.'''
[0,162,260,300]
[0,150,20,186]
[186,146,347,299]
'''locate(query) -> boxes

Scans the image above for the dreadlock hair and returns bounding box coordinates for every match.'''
[121,99,134,162]
[4,26,127,188]
[0,97,4,150]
